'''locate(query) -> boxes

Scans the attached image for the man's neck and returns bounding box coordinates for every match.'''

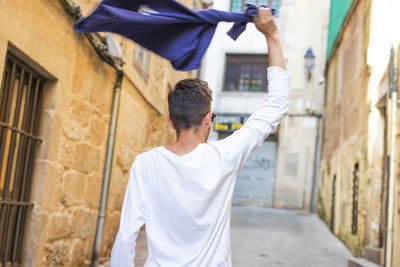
[165,129,206,156]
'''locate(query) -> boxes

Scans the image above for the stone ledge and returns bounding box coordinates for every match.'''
[348,257,381,267]
[363,246,383,266]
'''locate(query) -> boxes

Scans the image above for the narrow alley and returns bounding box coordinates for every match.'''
[2,0,400,266]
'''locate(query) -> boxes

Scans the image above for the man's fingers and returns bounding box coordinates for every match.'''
[257,7,273,18]
[254,7,273,24]
[253,7,278,37]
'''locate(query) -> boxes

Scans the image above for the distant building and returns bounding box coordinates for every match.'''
[0,0,199,265]
[317,0,400,265]
[201,0,330,210]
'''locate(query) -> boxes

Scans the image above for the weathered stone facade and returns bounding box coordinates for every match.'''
[0,0,197,265]
[319,0,372,254]
[318,0,400,265]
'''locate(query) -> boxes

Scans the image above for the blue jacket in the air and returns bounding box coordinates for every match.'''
[74,0,274,71]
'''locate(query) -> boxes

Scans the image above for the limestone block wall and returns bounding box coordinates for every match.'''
[317,0,386,256]
[395,45,400,266]
[0,0,197,266]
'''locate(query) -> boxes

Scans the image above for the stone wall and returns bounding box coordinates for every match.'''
[317,0,386,257]
[0,0,197,266]
[391,37,400,267]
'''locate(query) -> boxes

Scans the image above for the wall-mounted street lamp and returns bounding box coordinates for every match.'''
[304,47,315,81]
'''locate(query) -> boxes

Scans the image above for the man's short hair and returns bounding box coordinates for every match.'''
[168,78,213,135]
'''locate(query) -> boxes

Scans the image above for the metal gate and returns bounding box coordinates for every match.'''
[0,53,45,265]
[233,139,277,206]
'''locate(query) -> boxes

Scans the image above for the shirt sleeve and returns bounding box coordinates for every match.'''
[215,66,290,173]
[110,160,147,267]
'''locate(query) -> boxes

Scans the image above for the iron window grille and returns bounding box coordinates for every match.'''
[223,54,268,93]
[330,174,336,232]
[0,53,46,265]
[231,0,282,16]
[351,162,359,235]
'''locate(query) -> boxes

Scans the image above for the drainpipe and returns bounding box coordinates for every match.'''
[57,1,125,265]
[310,116,322,213]
[385,47,398,267]
[91,70,123,266]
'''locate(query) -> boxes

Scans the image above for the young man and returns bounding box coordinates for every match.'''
[110,7,290,267]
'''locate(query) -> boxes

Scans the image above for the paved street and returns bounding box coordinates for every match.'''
[127,205,352,267]
[230,205,352,267]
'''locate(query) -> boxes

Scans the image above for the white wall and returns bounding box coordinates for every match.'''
[201,0,330,210]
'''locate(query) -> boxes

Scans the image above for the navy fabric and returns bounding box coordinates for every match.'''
[74,0,274,71]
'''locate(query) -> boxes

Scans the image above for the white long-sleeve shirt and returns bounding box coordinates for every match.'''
[110,66,290,267]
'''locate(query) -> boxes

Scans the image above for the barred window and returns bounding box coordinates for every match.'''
[134,44,150,81]
[224,54,268,92]
[0,53,46,264]
[231,0,282,17]
[352,163,359,235]
[330,174,336,232]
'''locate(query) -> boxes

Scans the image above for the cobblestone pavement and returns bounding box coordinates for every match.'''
[105,205,352,267]
[230,205,352,267]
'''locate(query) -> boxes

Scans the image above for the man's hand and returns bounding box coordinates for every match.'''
[253,8,279,39]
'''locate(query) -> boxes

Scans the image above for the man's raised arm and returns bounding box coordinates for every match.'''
[215,7,290,172]
[254,8,286,70]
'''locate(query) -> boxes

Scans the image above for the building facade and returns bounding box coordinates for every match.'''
[0,0,199,266]
[201,0,330,211]
[317,0,400,265]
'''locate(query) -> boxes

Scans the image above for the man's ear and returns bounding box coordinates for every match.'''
[203,112,212,127]
[167,115,175,129]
